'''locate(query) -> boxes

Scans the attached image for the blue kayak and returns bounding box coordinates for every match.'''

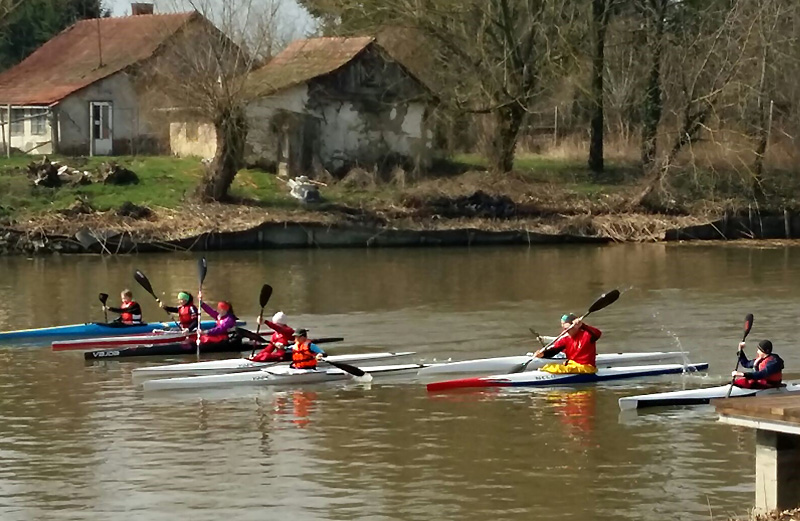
[0,320,247,342]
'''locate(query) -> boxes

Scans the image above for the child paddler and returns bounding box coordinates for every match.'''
[105,289,143,324]
[250,311,295,362]
[534,313,601,374]
[160,291,199,331]
[198,297,238,344]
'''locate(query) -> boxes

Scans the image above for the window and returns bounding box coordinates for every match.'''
[30,109,47,136]
[10,108,23,136]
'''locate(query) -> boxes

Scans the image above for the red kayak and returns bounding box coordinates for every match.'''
[52,331,190,351]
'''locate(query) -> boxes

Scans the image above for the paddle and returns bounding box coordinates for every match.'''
[99,293,108,322]
[196,257,207,358]
[250,284,273,357]
[515,289,621,373]
[725,313,754,398]
[324,359,373,383]
[133,270,174,319]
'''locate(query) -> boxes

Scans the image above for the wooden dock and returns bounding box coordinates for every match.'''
[714,394,800,514]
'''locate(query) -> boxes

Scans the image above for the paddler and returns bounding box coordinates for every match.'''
[732,340,784,389]
[159,291,199,331]
[105,289,143,324]
[534,313,601,374]
[198,297,238,344]
[250,311,295,362]
[290,328,325,370]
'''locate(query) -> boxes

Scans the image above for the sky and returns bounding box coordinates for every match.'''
[104,0,315,35]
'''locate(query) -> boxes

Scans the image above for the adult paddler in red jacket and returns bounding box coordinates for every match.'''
[534,313,602,374]
[250,311,295,362]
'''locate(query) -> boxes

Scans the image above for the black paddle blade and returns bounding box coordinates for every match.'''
[198,257,208,285]
[311,337,344,344]
[237,327,268,344]
[259,284,273,308]
[325,360,366,377]
[98,293,109,305]
[588,289,620,314]
[133,270,157,299]
[743,313,754,341]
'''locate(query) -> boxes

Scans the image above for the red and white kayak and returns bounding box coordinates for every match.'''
[52,330,189,351]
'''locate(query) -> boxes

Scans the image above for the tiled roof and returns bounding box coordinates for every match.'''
[247,36,375,96]
[0,12,197,105]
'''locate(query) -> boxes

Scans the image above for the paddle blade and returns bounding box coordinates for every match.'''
[133,270,157,299]
[98,293,108,305]
[259,284,273,309]
[198,257,207,285]
[237,327,268,344]
[587,289,620,314]
[311,337,344,344]
[742,313,754,341]
[325,360,367,377]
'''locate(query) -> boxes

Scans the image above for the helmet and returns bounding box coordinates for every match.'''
[272,311,287,325]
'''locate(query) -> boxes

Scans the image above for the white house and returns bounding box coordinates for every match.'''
[171,37,435,176]
[0,4,203,156]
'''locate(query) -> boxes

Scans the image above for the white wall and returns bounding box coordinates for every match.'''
[170,121,217,159]
[245,84,309,165]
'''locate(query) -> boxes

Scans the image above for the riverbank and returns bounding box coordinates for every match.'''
[1,153,796,254]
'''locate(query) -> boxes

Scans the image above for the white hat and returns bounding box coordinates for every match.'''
[272,311,287,325]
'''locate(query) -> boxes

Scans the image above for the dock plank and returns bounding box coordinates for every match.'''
[713,394,800,423]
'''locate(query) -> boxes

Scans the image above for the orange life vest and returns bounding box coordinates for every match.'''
[292,340,317,369]
[120,301,142,324]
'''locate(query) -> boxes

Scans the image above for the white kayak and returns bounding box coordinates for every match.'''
[143,363,427,391]
[618,382,800,411]
[132,351,416,378]
[417,351,690,376]
[427,363,709,391]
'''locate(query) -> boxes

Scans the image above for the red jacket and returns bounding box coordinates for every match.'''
[265,320,294,347]
[546,325,602,367]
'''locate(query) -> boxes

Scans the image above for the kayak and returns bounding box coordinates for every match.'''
[143,363,427,391]
[417,351,690,376]
[618,382,800,411]
[85,338,249,360]
[53,331,191,351]
[0,320,245,342]
[132,351,417,377]
[426,363,709,392]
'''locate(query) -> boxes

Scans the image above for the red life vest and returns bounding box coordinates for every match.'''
[292,340,317,369]
[755,355,782,385]
[271,329,293,347]
[178,304,198,330]
[120,301,142,324]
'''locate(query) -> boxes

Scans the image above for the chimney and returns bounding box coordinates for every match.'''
[131,3,154,15]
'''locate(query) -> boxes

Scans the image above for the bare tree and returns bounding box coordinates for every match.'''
[148,0,283,201]
[588,0,613,175]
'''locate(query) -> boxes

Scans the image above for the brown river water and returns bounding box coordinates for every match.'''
[1,243,799,520]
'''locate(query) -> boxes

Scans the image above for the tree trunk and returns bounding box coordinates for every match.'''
[485,104,525,173]
[200,107,248,202]
[588,0,610,176]
[641,0,666,168]
[753,42,771,199]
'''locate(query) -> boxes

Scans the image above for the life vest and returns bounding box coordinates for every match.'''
[291,340,317,369]
[755,354,782,385]
[120,301,142,324]
[178,304,198,330]
[201,315,233,344]
[271,328,293,348]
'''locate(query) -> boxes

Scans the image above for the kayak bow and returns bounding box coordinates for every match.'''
[618,382,800,411]
[0,320,246,342]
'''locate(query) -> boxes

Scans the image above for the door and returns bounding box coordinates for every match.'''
[90,102,113,155]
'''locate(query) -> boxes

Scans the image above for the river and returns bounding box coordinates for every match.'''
[1,243,798,521]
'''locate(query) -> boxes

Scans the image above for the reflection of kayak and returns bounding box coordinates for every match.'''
[132,351,417,377]
[84,338,248,360]
[143,363,427,391]
[618,382,800,411]
[427,363,709,392]
[53,331,190,351]
[0,320,245,342]
[417,351,689,376]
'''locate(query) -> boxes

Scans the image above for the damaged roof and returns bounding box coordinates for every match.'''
[0,12,197,105]
[247,36,376,97]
